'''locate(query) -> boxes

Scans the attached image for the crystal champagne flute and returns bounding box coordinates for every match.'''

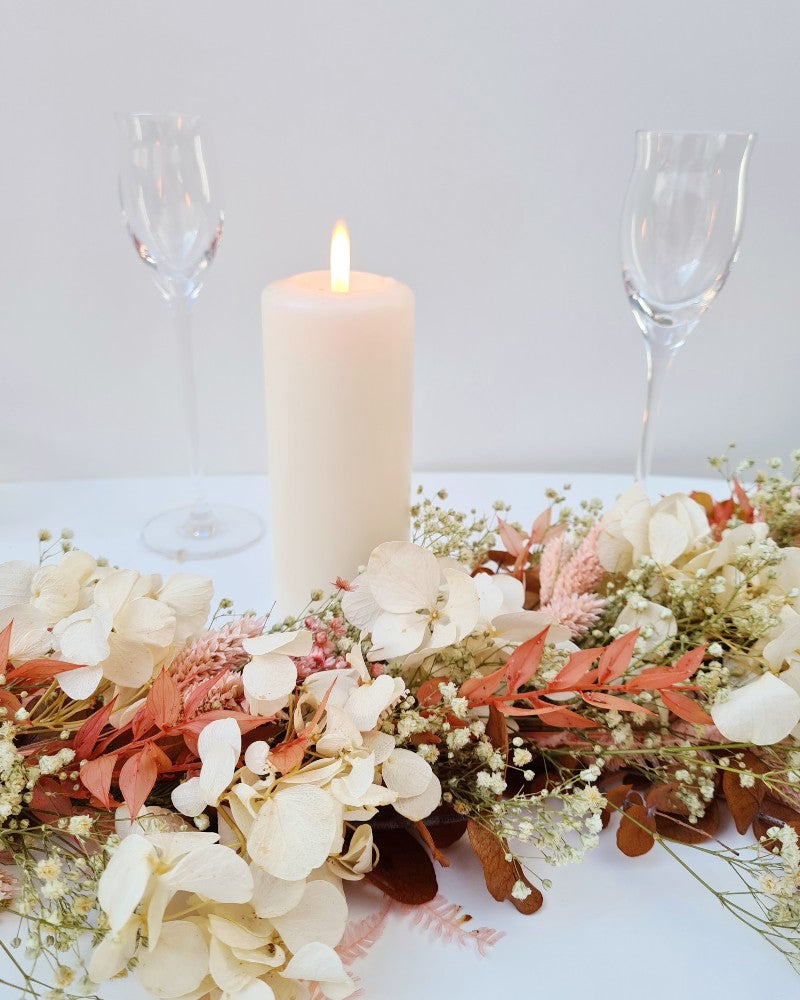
[620,131,755,485]
[116,113,263,559]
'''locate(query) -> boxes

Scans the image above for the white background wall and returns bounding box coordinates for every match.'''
[1,1,798,482]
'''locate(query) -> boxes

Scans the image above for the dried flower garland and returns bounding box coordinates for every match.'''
[2,451,800,999]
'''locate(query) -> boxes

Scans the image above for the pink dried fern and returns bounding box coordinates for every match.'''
[398,894,505,958]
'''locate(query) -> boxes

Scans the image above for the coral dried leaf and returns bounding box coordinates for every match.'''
[146,668,182,730]
[118,744,160,820]
[497,519,527,558]
[467,820,516,903]
[548,647,601,691]
[596,630,639,684]
[80,754,118,808]
[7,658,86,684]
[504,629,549,694]
[655,799,720,845]
[658,688,713,726]
[366,828,438,904]
[460,664,508,704]
[624,647,706,692]
[73,698,118,762]
[581,691,654,716]
[0,621,12,667]
[617,803,657,857]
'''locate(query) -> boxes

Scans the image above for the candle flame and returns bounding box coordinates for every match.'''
[330,220,350,293]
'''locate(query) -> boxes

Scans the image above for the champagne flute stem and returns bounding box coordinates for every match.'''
[170,297,214,534]
[636,335,678,486]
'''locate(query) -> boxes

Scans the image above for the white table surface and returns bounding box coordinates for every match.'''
[1,472,797,1000]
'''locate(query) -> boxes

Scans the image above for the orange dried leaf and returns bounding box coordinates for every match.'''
[658,688,713,725]
[0,621,12,668]
[617,803,657,857]
[581,691,654,716]
[497,519,527,558]
[73,698,118,762]
[548,647,601,691]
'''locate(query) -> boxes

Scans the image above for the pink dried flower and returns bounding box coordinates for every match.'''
[334,576,354,592]
[188,670,246,715]
[294,616,351,680]
[540,523,606,636]
[0,868,17,905]
[539,535,565,605]
[168,615,267,688]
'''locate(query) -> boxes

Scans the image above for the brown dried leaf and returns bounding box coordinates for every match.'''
[655,798,720,845]
[646,782,688,816]
[722,751,768,835]
[600,783,632,829]
[753,797,800,847]
[366,828,438,904]
[429,819,468,849]
[511,877,543,914]
[413,821,450,868]
[486,705,509,770]
[467,820,517,902]
[617,803,657,857]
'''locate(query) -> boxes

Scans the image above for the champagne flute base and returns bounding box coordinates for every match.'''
[142,503,263,561]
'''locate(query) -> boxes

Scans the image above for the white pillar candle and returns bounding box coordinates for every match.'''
[262,223,414,615]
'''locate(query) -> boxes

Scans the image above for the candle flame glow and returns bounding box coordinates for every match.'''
[330,221,350,293]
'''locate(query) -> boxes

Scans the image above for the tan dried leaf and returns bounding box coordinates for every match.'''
[616,803,657,857]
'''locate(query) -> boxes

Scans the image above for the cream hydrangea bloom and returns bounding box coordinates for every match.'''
[597,486,709,573]
[711,672,800,745]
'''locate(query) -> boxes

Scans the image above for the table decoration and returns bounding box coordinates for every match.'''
[620,131,755,484]
[2,450,800,999]
[262,222,414,614]
[117,113,263,560]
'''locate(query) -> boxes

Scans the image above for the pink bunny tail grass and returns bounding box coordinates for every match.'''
[167,614,267,687]
[551,522,605,602]
[541,592,606,638]
[538,534,565,605]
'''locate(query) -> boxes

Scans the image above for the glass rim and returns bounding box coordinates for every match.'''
[114,111,202,122]
[635,129,756,139]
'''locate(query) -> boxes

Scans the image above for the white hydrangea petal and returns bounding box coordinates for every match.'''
[244,630,313,658]
[763,622,800,671]
[344,675,400,731]
[250,865,306,918]
[281,758,344,786]
[170,777,207,818]
[118,598,176,650]
[281,942,353,1000]
[315,704,364,756]
[243,655,298,715]
[303,668,356,709]
[97,834,156,932]
[103,633,155,689]
[162,843,253,903]
[244,740,272,776]
[712,673,800,745]
[158,573,214,620]
[393,773,442,822]
[136,920,210,999]
[341,577,380,630]
[330,753,376,804]
[87,922,139,983]
[53,606,112,666]
[366,541,441,613]
[648,512,688,566]
[94,569,139,617]
[30,564,80,624]
[231,981,277,1000]
[361,730,395,764]
[248,785,339,880]
[0,561,35,612]
[272,879,348,953]
[198,717,242,795]
[441,567,480,639]
[370,611,428,659]
[382,748,434,798]
[57,664,104,700]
